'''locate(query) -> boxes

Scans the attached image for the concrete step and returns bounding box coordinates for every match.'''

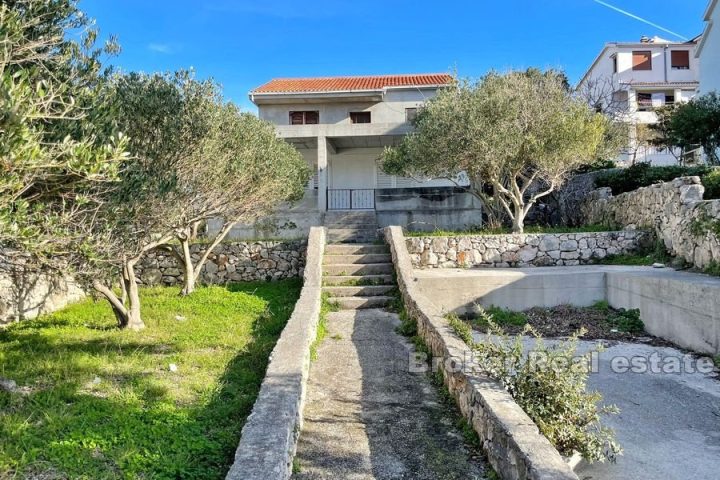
[323,263,394,276]
[323,254,392,265]
[327,228,379,240]
[322,285,396,297]
[325,211,377,221]
[323,274,394,286]
[325,244,389,255]
[325,220,380,230]
[329,296,395,310]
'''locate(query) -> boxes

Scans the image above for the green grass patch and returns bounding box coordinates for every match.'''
[311,293,340,361]
[476,306,528,329]
[405,224,615,237]
[0,280,301,479]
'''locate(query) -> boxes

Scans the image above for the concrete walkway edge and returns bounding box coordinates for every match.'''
[384,226,579,480]
[226,227,326,480]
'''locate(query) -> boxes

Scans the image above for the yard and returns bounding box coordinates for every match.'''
[0,279,301,479]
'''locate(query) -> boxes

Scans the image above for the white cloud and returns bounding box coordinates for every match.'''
[147,43,173,54]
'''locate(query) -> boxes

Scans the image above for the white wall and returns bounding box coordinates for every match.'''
[699,5,720,94]
[258,88,435,126]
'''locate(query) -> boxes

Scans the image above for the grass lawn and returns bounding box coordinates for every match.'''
[0,279,301,479]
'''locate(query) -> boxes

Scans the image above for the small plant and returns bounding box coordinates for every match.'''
[471,305,528,329]
[701,169,720,199]
[449,315,622,463]
[591,300,610,312]
[311,293,340,361]
[608,308,644,334]
[704,261,720,277]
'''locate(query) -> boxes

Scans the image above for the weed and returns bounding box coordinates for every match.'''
[608,308,644,334]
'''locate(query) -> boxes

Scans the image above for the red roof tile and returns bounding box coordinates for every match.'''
[252,73,453,94]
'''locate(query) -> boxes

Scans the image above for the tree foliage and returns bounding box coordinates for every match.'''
[2,2,310,329]
[0,1,126,262]
[381,70,613,232]
[651,93,720,165]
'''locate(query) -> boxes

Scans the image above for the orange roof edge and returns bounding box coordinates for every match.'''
[251,73,454,94]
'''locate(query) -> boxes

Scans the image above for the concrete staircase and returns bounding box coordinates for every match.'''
[325,211,380,244]
[323,243,396,310]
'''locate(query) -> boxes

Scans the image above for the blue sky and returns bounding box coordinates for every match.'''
[82,0,707,112]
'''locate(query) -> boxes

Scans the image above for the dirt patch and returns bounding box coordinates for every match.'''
[469,304,676,348]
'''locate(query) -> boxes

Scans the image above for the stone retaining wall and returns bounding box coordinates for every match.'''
[386,226,578,480]
[225,228,324,480]
[581,176,720,269]
[0,264,85,324]
[136,240,306,285]
[407,231,648,269]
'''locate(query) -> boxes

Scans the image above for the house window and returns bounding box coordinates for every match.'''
[350,111,371,124]
[611,55,618,74]
[632,51,652,71]
[289,111,319,125]
[665,94,675,106]
[671,50,690,70]
[405,107,418,122]
[637,93,653,111]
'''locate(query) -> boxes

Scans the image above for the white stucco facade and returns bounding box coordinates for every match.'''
[251,81,461,213]
[578,37,700,165]
[697,0,720,94]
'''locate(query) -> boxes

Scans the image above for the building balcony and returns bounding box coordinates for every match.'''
[275,122,413,139]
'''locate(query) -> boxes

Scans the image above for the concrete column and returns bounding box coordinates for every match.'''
[674,88,683,105]
[627,89,637,113]
[317,136,328,212]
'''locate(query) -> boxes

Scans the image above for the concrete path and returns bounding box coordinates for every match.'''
[294,309,488,479]
[473,332,720,480]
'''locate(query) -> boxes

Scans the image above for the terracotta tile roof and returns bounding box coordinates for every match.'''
[252,73,453,94]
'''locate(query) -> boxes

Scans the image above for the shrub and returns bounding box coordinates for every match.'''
[594,162,710,195]
[608,308,644,334]
[449,312,621,463]
[701,169,720,199]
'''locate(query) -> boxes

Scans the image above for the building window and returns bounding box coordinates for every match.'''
[611,55,618,74]
[632,51,652,71]
[350,111,371,124]
[665,94,675,106]
[289,111,319,125]
[405,107,418,123]
[637,93,653,111]
[671,50,690,70]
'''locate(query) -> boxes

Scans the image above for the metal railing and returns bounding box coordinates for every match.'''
[327,189,375,210]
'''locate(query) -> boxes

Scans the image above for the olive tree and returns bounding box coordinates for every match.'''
[0,2,126,263]
[381,71,613,232]
[89,72,309,327]
[166,105,309,295]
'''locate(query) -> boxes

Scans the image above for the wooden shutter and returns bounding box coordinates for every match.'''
[290,112,304,125]
[305,111,319,124]
[632,51,652,71]
[671,50,690,69]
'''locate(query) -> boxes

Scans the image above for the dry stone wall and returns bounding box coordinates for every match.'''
[136,240,306,285]
[407,231,648,269]
[581,176,720,269]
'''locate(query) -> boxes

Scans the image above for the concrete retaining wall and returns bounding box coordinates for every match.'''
[385,226,578,480]
[581,176,720,269]
[225,227,325,480]
[407,231,649,269]
[136,240,306,286]
[413,265,720,356]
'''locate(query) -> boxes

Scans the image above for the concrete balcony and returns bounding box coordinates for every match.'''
[275,122,413,139]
